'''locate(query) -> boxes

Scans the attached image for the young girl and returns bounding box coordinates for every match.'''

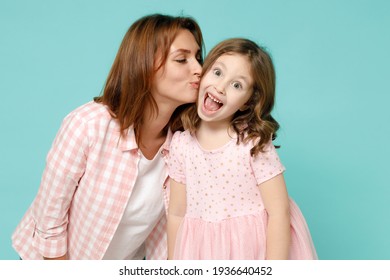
[167,38,317,260]
[12,14,203,260]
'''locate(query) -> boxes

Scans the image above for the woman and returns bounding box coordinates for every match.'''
[12,13,204,260]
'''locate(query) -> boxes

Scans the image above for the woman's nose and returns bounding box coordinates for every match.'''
[192,60,202,77]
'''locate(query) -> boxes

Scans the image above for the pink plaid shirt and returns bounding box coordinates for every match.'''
[12,101,171,259]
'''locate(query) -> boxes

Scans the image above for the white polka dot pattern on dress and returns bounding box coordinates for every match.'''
[168,130,285,222]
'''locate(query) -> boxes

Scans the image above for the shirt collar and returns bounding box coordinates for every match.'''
[119,127,138,152]
[119,126,173,152]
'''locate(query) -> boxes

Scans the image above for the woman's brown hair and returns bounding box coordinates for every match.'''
[181,38,279,156]
[94,14,204,142]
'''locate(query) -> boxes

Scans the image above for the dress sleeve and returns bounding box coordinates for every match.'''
[167,131,186,185]
[250,140,286,185]
[31,110,89,258]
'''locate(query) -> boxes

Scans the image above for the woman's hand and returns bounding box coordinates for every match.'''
[43,254,67,260]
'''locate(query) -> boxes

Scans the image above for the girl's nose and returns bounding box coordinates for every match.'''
[215,80,227,95]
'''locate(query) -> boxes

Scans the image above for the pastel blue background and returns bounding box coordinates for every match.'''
[1,0,389,260]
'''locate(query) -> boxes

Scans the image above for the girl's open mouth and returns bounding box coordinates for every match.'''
[203,93,223,112]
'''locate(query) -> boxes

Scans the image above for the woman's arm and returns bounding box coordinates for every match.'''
[167,178,187,260]
[258,173,291,259]
[33,112,89,259]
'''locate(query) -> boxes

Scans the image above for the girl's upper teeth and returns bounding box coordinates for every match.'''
[208,93,222,103]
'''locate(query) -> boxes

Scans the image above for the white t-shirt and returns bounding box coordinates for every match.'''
[103,150,165,259]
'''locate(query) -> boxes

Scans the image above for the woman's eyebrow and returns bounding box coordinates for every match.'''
[170,48,200,55]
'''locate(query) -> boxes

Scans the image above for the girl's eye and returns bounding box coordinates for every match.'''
[175,58,187,63]
[213,69,222,76]
[232,81,242,90]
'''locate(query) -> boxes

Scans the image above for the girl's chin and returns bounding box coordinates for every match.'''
[198,104,219,118]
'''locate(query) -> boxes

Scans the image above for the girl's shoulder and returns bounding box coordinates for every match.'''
[170,130,196,153]
[237,135,278,157]
[237,134,260,150]
[172,129,194,143]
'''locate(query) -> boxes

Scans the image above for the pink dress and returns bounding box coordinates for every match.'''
[168,131,317,260]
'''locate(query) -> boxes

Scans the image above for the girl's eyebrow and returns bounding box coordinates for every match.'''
[236,75,250,83]
[214,61,250,83]
[214,61,226,69]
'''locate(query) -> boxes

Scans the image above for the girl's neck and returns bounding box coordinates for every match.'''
[196,121,236,150]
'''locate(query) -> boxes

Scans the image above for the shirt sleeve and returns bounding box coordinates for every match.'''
[250,140,285,185]
[167,131,186,185]
[31,110,89,258]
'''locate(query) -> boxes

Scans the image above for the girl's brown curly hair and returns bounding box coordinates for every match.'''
[181,38,280,156]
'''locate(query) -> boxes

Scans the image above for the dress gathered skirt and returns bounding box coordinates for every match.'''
[173,199,317,260]
[168,131,318,260]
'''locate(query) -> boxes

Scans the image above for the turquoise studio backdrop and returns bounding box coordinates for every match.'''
[1,0,389,260]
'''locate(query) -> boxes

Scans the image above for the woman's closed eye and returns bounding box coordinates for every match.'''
[175,58,187,63]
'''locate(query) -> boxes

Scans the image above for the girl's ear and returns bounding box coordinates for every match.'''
[239,104,249,111]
